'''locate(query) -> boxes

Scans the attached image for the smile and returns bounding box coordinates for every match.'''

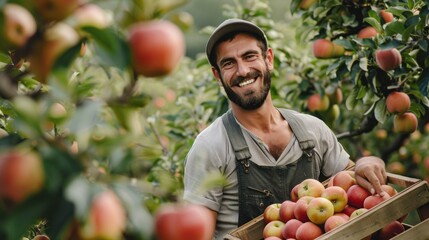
[238,78,256,87]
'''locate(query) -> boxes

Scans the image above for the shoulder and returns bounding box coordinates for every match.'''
[279,108,327,127]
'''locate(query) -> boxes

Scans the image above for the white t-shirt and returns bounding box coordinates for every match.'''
[183,110,349,239]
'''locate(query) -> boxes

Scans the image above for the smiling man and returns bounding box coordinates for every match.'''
[183,18,387,239]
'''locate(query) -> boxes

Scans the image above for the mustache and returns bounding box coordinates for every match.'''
[231,71,261,86]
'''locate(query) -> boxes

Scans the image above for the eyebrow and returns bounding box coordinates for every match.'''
[218,49,260,67]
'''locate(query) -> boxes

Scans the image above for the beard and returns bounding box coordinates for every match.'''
[220,68,271,110]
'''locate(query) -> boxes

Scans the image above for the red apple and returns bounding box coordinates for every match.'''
[324,215,348,232]
[312,39,345,59]
[282,219,303,239]
[291,183,300,202]
[386,91,411,114]
[32,235,50,240]
[298,0,317,10]
[349,208,369,220]
[154,203,214,240]
[31,0,81,22]
[375,48,402,71]
[380,10,394,23]
[347,184,371,208]
[297,178,325,198]
[127,20,185,78]
[263,220,285,239]
[264,237,282,240]
[307,94,330,112]
[1,3,37,49]
[264,203,282,223]
[0,148,45,203]
[394,112,418,133]
[80,190,126,239]
[376,220,405,240]
[295,222,323,240]
[333,212,349,221]
[73,3,110,29]
[28,22,80,83]
[363,194,389,209]
[357,26,378,39]
[321,186,348,213]
[326,87,343,105]
[381,184,397,197]
[342,205,358,217]
[332,170,356,192]
[294,196,314,222]
[279,200,296,223]
[306,197,335,225]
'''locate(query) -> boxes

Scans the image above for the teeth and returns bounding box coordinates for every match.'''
[238,79,255,87]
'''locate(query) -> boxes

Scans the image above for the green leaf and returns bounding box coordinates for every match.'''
[385,21,405,36]
[374,99,388,124]
[364,17,382,32]
[0,52,9,63]
[81,26,132,70]
[65,176,93,220]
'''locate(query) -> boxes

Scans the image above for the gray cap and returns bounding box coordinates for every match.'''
[206,18,268,66]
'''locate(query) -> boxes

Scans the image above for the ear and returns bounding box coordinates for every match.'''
[211,67,223,86]
[265,48,274,71]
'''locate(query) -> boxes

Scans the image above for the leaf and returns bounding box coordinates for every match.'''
[418,68,429,96]
[81,26,132,70]
[65,176,93,220]
[374,100,388,124]
[385,21,405,36]
[364,17,382,32]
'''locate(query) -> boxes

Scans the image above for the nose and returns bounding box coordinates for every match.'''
[236,60,250,77]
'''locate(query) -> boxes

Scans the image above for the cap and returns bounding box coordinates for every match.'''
[206,18,268,66]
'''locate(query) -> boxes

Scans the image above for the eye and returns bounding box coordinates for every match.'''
[221,60,234,69]
[244,53,258,61]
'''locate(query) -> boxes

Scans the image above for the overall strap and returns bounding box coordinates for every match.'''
[278,109,315,153]
[221,110,252,170]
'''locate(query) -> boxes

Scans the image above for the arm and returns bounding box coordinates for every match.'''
[353,156,388,197]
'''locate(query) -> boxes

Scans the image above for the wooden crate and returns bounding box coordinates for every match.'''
[224,172,429,240]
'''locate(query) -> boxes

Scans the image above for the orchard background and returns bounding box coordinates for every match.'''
[0,0,429,239]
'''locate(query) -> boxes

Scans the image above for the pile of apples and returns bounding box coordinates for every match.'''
[262,170,406,240]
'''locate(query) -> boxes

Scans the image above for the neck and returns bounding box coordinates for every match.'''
[231,95,281,131]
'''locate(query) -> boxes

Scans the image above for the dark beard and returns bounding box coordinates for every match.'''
[221,69,271,110]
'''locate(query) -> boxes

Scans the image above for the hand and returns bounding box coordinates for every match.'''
[354,156,388,198]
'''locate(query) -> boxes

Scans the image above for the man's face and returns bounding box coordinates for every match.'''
[212,33,273,110]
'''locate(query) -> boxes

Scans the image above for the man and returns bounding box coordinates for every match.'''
[183,18,387,239]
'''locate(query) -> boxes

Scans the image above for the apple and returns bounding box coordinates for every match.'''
[333,212,349,220]
[324,215,348,232]
[297,178,325,198]
[154,203,214,240]
[279,200,296,223]
[73,3,110,29]
[357,26,378,39]
[264,237,282,240]
[321,186,348,213]
[387,161,406,174]
[79,190,126,240]
[375,48,402,71]
[346,184,371,208]
[1,3,37,50]
[31,0,81,22]
[332,170,356,192]
[312,39,344,59]
[363,194,389,209]
[394,112,418,133]
[32,235,50,240]
[298,0,317,10]
[264,203,282,223]
[386,91,411,114]
[282,219,303,239]
[294,196,314,222]
[295,222,323,240]
[0,148,45,203]
[326,87,343,105]
[342,204,357,217]
[127,20,185,78]
[381,184,397,197]
[263,220,285,239]
[307,93,329,112]
[375,220,405,240]
[349,208,368,220]
[291,183,300,202]
[28,22,80,83]
[380,10,394,23]
[306,197,335,225]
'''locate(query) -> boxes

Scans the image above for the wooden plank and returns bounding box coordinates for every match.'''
[391,218,429,240]
[316,181,429,240]
[225,215,264,240]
